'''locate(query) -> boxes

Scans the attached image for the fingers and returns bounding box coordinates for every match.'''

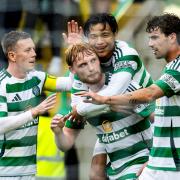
[45,94,56,109]
[83,99,93,103]
[51,114,66,129]
[79,26,83,35]
[46,93,57,101]
[62,33,67,44]
[67,20,82,34]
[74,91,90,97]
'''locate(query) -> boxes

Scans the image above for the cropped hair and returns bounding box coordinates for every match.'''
[1,31,31,57]
[146,13,180,44]
[84,13,118,37]
[65,43,98,66]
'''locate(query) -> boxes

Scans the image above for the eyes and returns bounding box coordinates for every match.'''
[89,32,112,39]
[24,47,36,53]
[78,58,97,68]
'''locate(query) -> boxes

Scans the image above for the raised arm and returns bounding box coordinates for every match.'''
[62,20,84,46]
[51,114,80,152]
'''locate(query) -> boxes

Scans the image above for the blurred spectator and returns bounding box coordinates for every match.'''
[0,0,22,70]
[22,0,82,75]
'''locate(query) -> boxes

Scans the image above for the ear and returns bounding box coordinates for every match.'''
[8,51,16,62]
[69,66,76,74]
[169,33,177,44]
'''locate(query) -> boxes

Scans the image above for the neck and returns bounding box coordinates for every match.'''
[166,45,180,63]
[7,63,26,79]
[87,74,105,92]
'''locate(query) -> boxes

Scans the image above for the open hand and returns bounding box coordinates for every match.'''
[62,20,84,46]
[75,91,107,105]
[31,93,56,118]
[65,106,85,124]
[51,114,66,134]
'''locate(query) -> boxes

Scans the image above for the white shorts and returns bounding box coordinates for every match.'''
[139,167,180,180]
[0,175,35,180]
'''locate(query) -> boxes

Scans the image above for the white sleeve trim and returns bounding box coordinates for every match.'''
[77,71,132,117]
[0,111,33,134]
[56,76,73,91]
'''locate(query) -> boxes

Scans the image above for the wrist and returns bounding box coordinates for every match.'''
[54,126,63,135]
[31,108,39,118]
[104,96,110,104]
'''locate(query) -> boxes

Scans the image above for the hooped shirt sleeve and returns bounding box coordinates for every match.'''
[43,73,73,92]
[155,56,180,97]
[154,64,180,97]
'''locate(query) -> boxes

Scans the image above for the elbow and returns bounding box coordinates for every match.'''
[56,143,73,152]
[141,88,156,103]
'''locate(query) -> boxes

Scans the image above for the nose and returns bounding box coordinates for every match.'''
[96,36,104,44]
[148,39,153,48]
[32,49,36,57]
[88,64,94,71]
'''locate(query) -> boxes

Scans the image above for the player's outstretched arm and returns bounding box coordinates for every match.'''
[0,93,56,134]
[77,84,164,106]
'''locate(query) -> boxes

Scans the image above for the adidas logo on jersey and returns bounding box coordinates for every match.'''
[12,94,22,102]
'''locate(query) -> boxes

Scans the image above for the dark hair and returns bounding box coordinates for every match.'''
[65,43,98,66]
[84,13,118,37]
[1,31,31,57]
[146,13,180,44]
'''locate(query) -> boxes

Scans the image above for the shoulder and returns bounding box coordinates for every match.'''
[72,74,88,92]
[115,40,139,56]
[28,70,46,80]
[0,69,11,86]
[166,57,180,71]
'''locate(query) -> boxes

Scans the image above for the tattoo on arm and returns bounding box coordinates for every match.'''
[127,94,141,105]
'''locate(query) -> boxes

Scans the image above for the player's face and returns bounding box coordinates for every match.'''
[71,52,103,84]
[148,28,171,60]
[11,38,36,73]
[87,23,115,62]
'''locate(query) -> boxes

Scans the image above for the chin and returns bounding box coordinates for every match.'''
[27,68,35,72]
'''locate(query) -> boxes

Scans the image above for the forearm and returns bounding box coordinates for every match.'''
[105,87,157,105]
[54,127,79,152]
[0,111,34,134]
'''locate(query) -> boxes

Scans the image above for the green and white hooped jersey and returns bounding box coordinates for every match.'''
[89,110,152,180]
[147,56,180,171]
[71,40,154,118]
[67,40,155,179]
[0,69,46,176]
[71,40,153,95]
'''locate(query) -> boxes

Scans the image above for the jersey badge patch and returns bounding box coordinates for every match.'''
[102,120,113,133]
[32,86,40,96]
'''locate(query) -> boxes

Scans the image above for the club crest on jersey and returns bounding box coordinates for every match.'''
[32,86,40,96]
[102,120,113,132]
